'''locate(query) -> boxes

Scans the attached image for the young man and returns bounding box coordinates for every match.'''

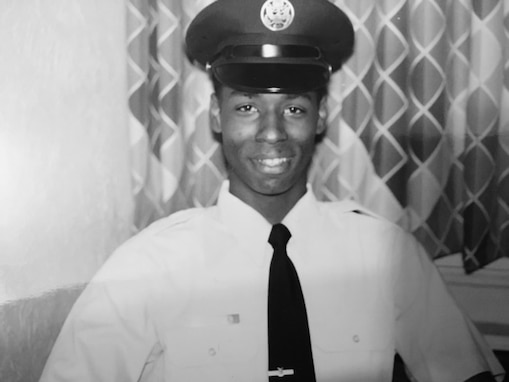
[40,0,505,381]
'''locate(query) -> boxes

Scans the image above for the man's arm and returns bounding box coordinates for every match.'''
[392,228,505,381]
[39,240,165,382]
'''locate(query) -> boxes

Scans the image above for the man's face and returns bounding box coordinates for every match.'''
[210,85,327,203]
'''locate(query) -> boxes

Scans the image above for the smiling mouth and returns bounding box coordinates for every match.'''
[254,157,292,174]
[257,157,289,167]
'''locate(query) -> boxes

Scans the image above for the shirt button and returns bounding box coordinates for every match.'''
[227,314,240,324]
[353,335,360,343]
[208,348,217,356]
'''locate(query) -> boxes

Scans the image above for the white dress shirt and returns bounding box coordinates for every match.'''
[40,182,505,382]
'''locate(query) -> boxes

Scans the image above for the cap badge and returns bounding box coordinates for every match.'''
[260,0,295,32]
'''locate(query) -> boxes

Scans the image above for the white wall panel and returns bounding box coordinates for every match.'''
[0,0,132,302]
[0,1,132,380]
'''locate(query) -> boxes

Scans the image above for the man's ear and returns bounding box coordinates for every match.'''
[209,93,222,134]
[316,96,328,135]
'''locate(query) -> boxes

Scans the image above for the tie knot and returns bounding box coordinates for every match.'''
[268,223,292,250]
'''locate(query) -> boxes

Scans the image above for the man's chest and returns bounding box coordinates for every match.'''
[154,233,396,381]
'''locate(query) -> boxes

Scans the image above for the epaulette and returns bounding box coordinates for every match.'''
[330,199,386,221]
[139,207,205,236]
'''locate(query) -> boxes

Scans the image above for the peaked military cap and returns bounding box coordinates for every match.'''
[185,0,354,93]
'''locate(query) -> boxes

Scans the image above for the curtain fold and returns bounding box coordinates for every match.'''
[127,0,509,273]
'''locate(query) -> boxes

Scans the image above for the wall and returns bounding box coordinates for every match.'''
[0,1,132,381]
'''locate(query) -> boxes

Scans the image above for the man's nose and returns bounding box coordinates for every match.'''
[255,111,287,143]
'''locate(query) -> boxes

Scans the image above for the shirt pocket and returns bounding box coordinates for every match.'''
[312,320,392,353]
[164,315,260,368]
[310,317,394,381]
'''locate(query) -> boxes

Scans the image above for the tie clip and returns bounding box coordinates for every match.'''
[268,367,295,377]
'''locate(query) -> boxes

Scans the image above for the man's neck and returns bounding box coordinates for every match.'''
[229,184,307,225]
[252,194,303,225]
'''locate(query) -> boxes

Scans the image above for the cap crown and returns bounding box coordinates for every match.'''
[185,0,354,93]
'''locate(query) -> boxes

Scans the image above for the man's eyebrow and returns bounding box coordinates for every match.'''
[230,90,256,98]
[228,91,313,101]
[286,93,312,101]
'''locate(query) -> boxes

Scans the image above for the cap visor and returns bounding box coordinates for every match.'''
[213,63,329,93]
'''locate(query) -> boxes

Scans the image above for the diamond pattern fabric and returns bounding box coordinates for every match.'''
[127,0,509,272]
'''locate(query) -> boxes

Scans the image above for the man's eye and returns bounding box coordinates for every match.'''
[236,104,257,113]
[284,106,305,115]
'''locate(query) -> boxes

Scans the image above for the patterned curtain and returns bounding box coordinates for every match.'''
[126,0,509,273]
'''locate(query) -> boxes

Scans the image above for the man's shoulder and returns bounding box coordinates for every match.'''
[316,199,405,235]
[318,199,385,220]
[139,205,220,238]
[143,207,207,233]
[111,206,219,260]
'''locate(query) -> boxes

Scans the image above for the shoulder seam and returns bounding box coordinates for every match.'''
[140,207,206,236]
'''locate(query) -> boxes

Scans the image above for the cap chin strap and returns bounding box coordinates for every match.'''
[224,44,322,59]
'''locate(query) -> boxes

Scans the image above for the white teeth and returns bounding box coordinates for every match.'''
[258,158,288,167]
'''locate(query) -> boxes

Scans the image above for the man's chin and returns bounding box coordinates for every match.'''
[251,178,305,198]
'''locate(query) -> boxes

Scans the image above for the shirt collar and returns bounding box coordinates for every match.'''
[216,181,320,265]
[217,181,272,248]
[281,186,319,240]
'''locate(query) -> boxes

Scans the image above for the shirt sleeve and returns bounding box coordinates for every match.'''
[392,228,505,382]
[39,239,165,382]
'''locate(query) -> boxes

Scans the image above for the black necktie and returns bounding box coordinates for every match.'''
[267,223,316,381]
